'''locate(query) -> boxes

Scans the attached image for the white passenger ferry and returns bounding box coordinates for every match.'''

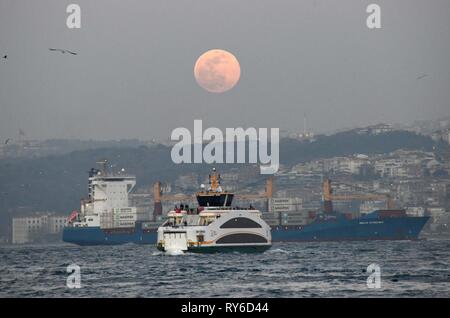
[157,168,272,253]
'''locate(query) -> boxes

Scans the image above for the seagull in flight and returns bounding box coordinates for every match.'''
[416,74,428,80]
[4,138,11,145]
[49,48,78,55]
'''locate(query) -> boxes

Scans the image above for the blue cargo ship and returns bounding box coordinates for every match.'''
[63,165,429,245]
[63,210,429,245]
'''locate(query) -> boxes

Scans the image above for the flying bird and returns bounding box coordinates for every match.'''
[4,138,11,145]
[416,74,428,80]
[49,48,77,55]
[2,55,6,59]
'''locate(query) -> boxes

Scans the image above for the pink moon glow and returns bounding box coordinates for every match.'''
[194,49,241,93]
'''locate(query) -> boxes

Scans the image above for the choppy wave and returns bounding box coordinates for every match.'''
[0,240,449,297]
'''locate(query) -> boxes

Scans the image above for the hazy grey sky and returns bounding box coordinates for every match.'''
[0,0,449,140]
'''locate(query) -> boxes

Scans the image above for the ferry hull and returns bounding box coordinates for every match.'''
[63,215,429,246]
[187,245,272,253]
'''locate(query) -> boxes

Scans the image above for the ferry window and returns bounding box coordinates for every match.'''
[220,217,262,229]
[217,233,267,244]
[200,216,215,226]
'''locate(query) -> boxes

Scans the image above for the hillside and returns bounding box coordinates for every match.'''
[0,131,445,228]
[280,130,437,164]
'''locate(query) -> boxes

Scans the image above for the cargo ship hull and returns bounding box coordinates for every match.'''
[63,223,158,246]
[271,216,429,242]
[63,214,430,245]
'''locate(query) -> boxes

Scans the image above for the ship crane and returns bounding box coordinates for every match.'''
[153,177,274,216]
[322,177,395,214]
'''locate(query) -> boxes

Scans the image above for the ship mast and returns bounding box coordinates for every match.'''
[208,167,221,192]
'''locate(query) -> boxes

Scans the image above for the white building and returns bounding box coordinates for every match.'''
[48,215,67,234]
[12,214,67,244]
[369,123,393,135]
[374,159,408,178]
[291,160,324,175]
[356,123,393,135]
[323,156,368,175]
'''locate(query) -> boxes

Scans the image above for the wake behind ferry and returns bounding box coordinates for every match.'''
[63,163,430,245]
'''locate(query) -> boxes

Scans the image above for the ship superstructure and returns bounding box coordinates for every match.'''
[63,160,158,245]
[69,160,137,229]
[195,168,234,207]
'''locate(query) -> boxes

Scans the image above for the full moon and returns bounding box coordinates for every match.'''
[194,49,241,93]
